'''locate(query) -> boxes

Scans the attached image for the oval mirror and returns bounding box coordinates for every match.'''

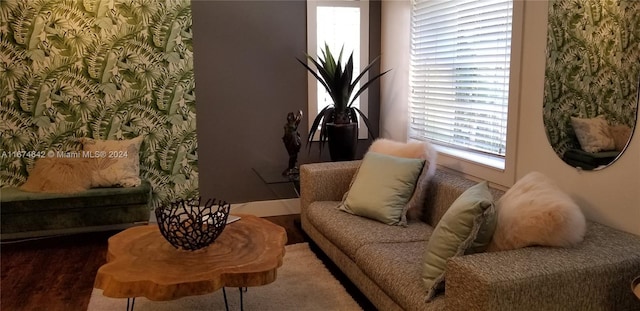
[543,0,639,171]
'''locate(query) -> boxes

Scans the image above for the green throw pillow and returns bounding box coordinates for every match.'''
[422,181,496,301]
[339,152,425,226]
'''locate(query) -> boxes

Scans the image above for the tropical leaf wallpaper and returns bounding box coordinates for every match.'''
[0,0,198,207]
[543,0,639,157]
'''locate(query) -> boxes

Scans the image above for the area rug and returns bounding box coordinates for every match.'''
[87,243,362,311]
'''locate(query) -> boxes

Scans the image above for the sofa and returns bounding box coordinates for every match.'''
[300,160,640,311]
[1,181,151,240]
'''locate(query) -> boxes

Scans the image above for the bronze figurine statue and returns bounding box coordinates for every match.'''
[282,110,303,178]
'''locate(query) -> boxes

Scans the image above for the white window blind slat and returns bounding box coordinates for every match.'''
[410,0,513,156]
[410,113,507,131]
[414,9,513,30]
[414,0,507,15]
[413,40,512,55]
[409,100,508,116]
[411,68,509,77]
[410,122,508,141]
[412,86,510,96]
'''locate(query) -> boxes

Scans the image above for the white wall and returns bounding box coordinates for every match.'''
[380,0,640,236]
[380,0,411,141]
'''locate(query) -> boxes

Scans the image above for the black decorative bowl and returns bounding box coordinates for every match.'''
[155,197,231,251]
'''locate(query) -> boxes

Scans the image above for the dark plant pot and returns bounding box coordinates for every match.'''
[327,123,358,162]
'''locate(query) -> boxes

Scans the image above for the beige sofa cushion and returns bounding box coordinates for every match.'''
[355,241,445,310]
[307,201,433,259]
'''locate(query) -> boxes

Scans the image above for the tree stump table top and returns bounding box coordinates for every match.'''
[94,214,287,301]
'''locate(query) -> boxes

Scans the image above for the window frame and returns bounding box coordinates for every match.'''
[306,0,370,139]
[408,0,524,187]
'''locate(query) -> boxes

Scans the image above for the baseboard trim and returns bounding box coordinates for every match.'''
[0,222,148,241]
[145,199,300,223]
[3,199,300,241]
[231,198,300,217]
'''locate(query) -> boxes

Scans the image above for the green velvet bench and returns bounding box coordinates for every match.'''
[562,149,620,170]
[0,181,151,240]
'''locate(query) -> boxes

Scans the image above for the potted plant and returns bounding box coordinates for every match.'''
[298,43,390,161]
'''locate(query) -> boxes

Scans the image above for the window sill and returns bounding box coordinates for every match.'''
[425,141,514,188]
[433,144,505,170]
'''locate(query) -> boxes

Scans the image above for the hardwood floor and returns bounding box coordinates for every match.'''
[1,214,375,311]
[1,230,112,311]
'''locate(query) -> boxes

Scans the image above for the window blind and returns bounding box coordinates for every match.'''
[409,0,513,156]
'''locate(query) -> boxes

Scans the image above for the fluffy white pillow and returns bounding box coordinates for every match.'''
[571,115,615,153]
[81,136,144,187]
[609,124,632,152]
[367,138,437,220]
[20,157,94,193]
[488,172,586,251]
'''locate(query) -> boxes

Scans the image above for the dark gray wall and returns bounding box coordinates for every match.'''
[193,0,381,203]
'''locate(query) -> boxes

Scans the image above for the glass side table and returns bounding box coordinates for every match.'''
[252,166,300,197]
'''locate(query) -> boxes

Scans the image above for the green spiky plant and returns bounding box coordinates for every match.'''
[298,43,390,154]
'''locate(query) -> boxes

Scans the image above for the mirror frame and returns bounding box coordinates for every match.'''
[542,0,639,171]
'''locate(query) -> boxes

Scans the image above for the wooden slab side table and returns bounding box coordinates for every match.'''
[94,214,287,310]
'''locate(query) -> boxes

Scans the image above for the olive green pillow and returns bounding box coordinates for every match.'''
[338,152,425,226]
[422,181,496,301]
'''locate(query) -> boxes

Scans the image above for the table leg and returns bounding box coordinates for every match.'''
[222,287,248,311]
[239,287,245,311]
[223,287,229,311]
[126,297,135,311]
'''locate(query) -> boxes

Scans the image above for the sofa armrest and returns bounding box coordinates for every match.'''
[300,161,361,213]
[444,222,640,310]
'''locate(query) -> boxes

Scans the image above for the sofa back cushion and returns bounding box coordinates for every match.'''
[423,169,505,227]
